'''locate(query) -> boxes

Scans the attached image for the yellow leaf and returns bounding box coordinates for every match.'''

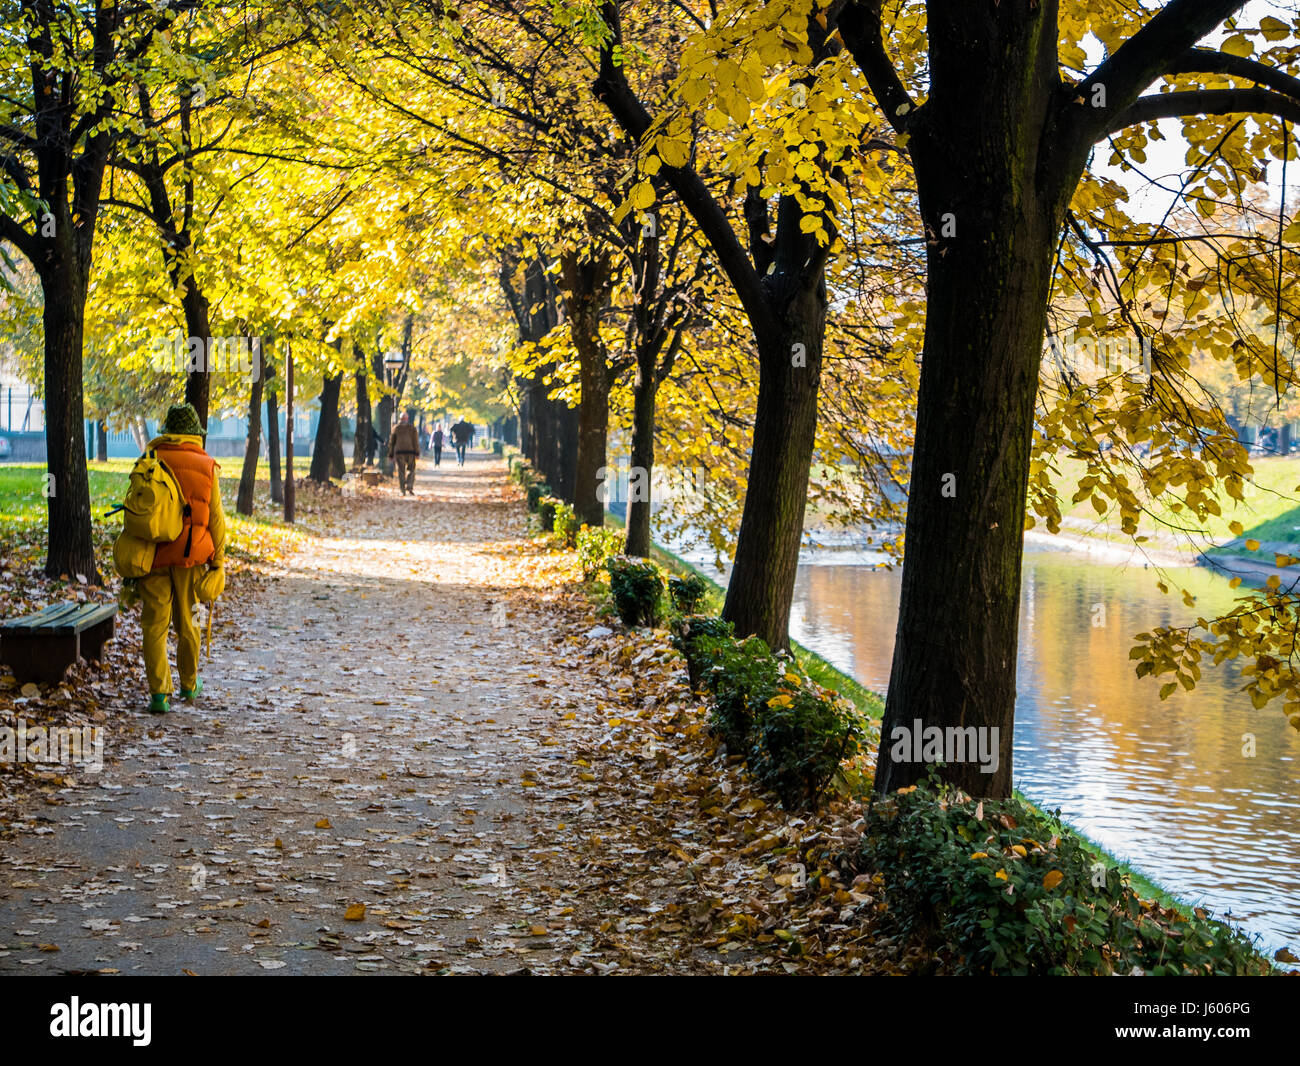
[1261,16,1290,41]
[1245,539,1260,551]
[1043,870,1064,890]
[783,672,801,684]
[1221,34,1253,57]
[994,869,1008,881]
[629,181,656,210]
[1229,520,1244,536]
[344,903,366,921]
[1229,576,1242,589]
[969,852,989,860]
[657,136,689,169]
[315,818,331,829]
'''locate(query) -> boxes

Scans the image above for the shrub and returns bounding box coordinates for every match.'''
[576,525,624,581]
[668,573,711,615]
[671,614,734,689]
[538,495,559,531]
[527,483,551,512]
[704,635,781,755]
[605,555,664,627]
[858,781,1272,976]
[688,634,866,809]
[552,500,581,547]
[748,675,865,809]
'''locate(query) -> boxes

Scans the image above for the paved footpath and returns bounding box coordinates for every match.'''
[0,454,629,974]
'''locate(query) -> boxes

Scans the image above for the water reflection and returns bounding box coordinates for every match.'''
[784,546,1300,957]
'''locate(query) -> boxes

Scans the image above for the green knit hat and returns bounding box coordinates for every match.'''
[162,402,206,437]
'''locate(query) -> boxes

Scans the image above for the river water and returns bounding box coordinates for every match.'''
[681,538,1300,959]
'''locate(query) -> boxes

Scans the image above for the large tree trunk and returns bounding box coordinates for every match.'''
[309,372,344,483]
[266,384,283,504]
[236,353,264,516]
[40,255,99,582]
[721,276,825,651]
[561,251,614,526]
[624,343,658,558]
[870,2,1083,799]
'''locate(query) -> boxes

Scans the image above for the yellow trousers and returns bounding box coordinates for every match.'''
[140,566,204,696]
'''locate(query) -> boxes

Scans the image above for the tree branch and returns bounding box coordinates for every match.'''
[591,0,772,336]
[1077,0,1246,142]
[833,0,918,133]
[1109,86,1300,135]
[1166,46,1300,102]
[0,211,39,264]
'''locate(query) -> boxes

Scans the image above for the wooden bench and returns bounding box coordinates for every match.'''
[0,603,118,685]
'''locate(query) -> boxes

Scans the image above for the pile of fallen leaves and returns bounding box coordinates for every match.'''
[539,597,921,975]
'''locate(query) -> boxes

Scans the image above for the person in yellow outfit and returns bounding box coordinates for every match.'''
[139,403,225,714]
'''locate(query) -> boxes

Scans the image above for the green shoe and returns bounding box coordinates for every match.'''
[180,677,203,702]
[148,693,170,715]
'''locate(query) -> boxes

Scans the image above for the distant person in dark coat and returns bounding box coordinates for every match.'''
[450,420,474,467]
[387,412,421,495]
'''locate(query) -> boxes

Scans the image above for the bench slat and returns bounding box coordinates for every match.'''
[68,605,117,633]
[2,602,117,636]
[0,603,67,631]
[1,604,79,633]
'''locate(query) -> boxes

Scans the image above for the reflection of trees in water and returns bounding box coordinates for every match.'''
[792,554,1300,953]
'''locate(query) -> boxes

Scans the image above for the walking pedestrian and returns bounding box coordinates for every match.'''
[133,403,226,715]
[431,424,444,468]
[387,412,421,495]
[450,419,474,467]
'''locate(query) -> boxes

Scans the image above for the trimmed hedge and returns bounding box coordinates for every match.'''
[857,780,1273,975]
[675,623,866,809]
[606,555,664,627]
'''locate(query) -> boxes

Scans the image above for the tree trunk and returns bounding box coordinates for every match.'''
[96,421,107,462]
[354,344,373,467]
[40,255,99,582]
[870,2,1083,799]
[266,384,283,504]
[721,277,826,651]
[372,351,394,476]
[181,283,212,426]
[284,348,295,523]
[624,344,658,558]
[309,372,344,483]
[236,352,264,516]
[561,250,614,527]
